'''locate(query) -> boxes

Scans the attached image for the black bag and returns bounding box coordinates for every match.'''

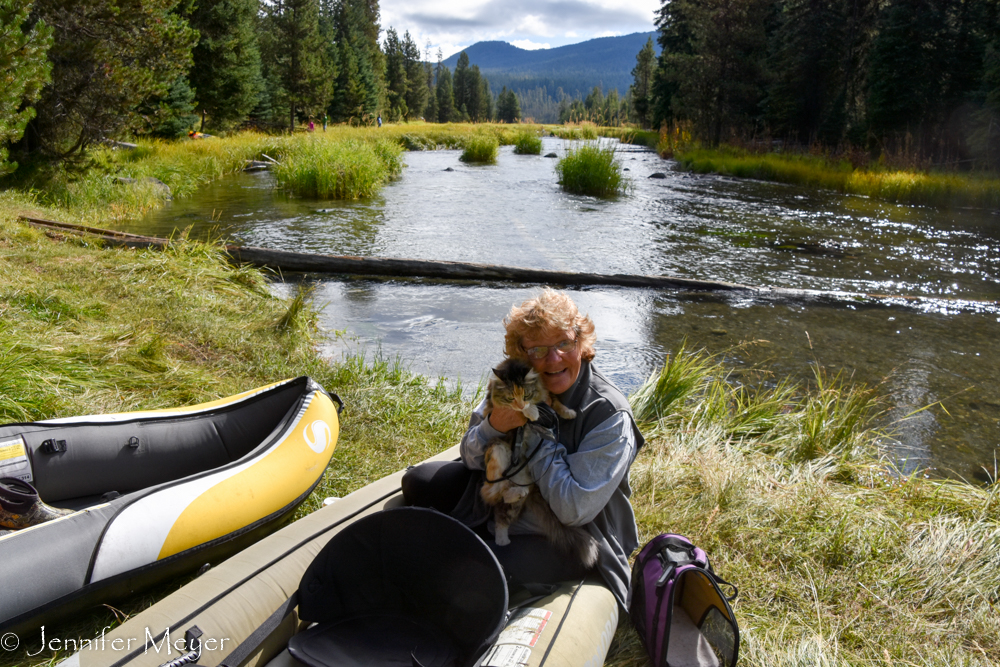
[629,534,739,667]
[288,507,508,667]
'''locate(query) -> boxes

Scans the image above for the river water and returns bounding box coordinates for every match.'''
[129,137,1000,482]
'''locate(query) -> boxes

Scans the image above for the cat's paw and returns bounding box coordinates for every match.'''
[494,527,511,546]
[502,486,529,504]
[481,482,505,505]
[552,400,576,420]
[523,404,540,421]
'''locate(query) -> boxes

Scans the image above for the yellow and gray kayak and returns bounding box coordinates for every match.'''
[0,376,341,634]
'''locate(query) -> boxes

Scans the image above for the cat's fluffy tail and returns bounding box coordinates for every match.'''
[527,492,600,569]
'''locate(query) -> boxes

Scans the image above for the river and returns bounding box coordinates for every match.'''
[127,137,1000,483]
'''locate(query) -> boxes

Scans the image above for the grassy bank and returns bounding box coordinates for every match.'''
[606,352,1000,666]
[0,204,472,667]
[671,145,1000,209]
[0,123,544,226]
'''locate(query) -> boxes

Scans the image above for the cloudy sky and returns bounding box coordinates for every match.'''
[380,0,660,59]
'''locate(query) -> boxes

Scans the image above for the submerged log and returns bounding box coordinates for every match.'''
[17,215,998,309]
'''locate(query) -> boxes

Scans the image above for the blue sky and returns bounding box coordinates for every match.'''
[380,0,660,59]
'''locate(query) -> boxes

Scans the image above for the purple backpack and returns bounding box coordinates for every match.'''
[629,534,740,667]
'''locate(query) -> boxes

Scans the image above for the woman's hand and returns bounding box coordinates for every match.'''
[488,405,527,433]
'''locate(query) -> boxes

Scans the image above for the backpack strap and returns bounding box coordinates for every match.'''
[218,592,299,667]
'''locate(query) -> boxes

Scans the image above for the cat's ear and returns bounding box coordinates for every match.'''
[525,368,540,382]
[492,366,507,382]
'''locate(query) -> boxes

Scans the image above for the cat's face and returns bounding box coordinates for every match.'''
[489,359,547,416]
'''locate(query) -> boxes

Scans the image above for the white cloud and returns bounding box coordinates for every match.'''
[380,0,658,57]
[510,39,552,50]
[516,15,554,38]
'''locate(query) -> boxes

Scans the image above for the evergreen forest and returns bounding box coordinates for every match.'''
[0,0,509,174]
[640,0,1000,168]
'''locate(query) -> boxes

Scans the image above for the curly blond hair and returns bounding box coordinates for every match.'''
[503,289,596,362]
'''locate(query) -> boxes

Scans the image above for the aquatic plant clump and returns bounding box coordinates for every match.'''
[273,137,404,199]
[512,130,542,155]
[555,142,629,197]
[459,135,499,164]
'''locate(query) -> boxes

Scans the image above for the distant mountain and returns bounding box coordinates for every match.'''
[442,32,659,101]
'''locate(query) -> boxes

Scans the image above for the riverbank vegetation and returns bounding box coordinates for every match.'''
[669,143,1000,209]
[0,124,551,225]
[556,142,630,197]
[1,212,996,666]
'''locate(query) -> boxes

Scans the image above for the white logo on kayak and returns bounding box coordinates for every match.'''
[304,420,332,453]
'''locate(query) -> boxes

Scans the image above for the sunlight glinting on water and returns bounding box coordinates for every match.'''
[135,137,1000,481]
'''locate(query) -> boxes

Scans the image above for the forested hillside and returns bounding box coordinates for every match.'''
[442,33,658,121]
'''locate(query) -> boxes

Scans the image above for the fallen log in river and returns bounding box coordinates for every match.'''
[17,215,998,311]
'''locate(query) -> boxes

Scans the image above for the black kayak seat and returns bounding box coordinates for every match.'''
[288,507,509,667]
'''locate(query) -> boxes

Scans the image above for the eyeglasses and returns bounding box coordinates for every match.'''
[523,338,577,360]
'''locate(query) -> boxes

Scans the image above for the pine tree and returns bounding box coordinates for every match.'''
[22,0,198,158]
[631,37,656,128]
[765,0,848,144]
[479,75,494,121]
[281,0,331,130]
[866,0,942,139]
[187,0,263,131]
[327,0,384,123]
[401,31,427,120]
[496,87,520,123]
[651,0,698,128]
[436,65,455,123]
[423,50,438,122]
[383,27,408,121]
[149,75,200,138]
[453,52,470,113]
[0,0,52,174]
[657,0,772,145]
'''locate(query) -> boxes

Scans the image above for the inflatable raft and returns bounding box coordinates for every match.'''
[0,376,341,634]
[57,446,619,667]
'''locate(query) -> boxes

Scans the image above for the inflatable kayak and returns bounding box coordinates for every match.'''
[0,376,341,634]
[57,446,619,667]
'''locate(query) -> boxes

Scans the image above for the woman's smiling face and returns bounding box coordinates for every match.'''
[520,329,582,396]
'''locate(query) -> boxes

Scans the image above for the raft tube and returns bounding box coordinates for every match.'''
[0,376,341,634]
[57,446,618,667]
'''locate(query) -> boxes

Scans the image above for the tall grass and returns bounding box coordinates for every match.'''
[459,134,499,164]
[674,145,1000,209]
[606,346,1000,667]
[555,141,629,196]
[272,136,403,198]
[550,121,600,140]
[512,130,542,155]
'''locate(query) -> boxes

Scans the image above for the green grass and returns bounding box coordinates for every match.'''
[272,136,403,198]
[459,134,500,164]
[512,130,543,155]
[673,145,1000,209]
[555,141,629,197]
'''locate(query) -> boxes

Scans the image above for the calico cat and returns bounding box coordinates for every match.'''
[480,358,599,569]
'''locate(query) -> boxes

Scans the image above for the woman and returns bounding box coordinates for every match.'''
[402,289,644,612]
